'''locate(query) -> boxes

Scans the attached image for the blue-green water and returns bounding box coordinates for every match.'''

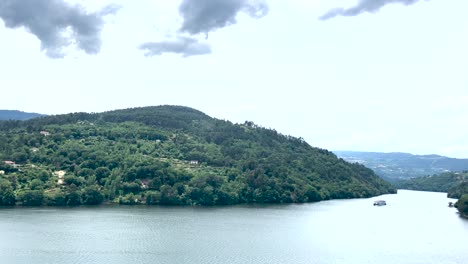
[0,190,467,264]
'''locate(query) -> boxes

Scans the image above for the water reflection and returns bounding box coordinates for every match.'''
[0,190,466,264]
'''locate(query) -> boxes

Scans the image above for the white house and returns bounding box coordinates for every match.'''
[40,131,51,136]
[4,160,14,165]
[4,161,16,168]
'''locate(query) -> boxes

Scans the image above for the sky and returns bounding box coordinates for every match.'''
[1,0,467,158]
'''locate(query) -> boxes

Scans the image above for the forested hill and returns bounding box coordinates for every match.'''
[393,172,468,199]
[0,106,395,206]
[334,151,468,181]
[0,110,45,121]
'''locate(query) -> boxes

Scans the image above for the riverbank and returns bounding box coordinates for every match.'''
[1,187,397,207]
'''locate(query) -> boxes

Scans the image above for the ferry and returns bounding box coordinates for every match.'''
[373,200,386,206]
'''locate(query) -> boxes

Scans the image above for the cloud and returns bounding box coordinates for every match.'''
[140,0,269,58]
[179,0,269,35]
[0,0,120,58]
[139,36,212,57]
[320,0,422,20]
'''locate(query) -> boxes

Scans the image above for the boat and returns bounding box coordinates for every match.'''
[373,200,386,206]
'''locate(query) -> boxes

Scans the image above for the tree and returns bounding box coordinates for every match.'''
[95,167,111,182]
[38,170,50,182]
[119,193,137,205]
[82,185,104,205]
[122,182,141,194]
[66,187,82,206]
[0,181,15,206]
[145,191,161,205]
[159,185,179,205]
[30,179,44,190]
[45,190,67,206]
[18,190,44,206]
[64,175,85,186]
[455,194,468,218]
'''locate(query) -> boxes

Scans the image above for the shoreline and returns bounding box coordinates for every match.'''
[1,191,402,208]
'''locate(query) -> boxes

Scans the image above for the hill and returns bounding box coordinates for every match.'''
[0,110,45,121]
[334,151,468,181]
[0,106,395,206]
[392,172,468,196]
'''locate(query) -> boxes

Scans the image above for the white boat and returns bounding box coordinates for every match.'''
[373,200,386,206]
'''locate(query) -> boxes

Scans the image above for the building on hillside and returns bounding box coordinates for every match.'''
[40,131,51,136]
[54,170,66,185]
[0,170,5,175]
[3,161,18,169]
[190,160,199,165]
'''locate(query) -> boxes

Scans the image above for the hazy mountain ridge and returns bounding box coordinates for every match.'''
[0,110,45,121]
[334,151,468,181]
[0,106,395,206]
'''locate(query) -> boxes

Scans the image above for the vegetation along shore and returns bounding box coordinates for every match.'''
[0,106,395,206]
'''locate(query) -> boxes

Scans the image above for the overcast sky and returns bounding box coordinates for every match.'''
[1,0,467,158]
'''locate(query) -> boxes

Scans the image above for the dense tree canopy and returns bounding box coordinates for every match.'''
[0,106,395,206]
[455,194,468,218]
[393,172,468,198]
[448,181,468,199]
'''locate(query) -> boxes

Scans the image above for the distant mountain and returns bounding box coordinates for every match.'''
[334,151,468,181]
[0,110,45,121]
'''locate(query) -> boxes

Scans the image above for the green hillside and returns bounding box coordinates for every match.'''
[448,181,468,199]
[455,194,468,218]
[0,106,395,206]
[393,172,468,196]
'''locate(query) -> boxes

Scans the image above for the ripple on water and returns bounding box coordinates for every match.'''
[0,191,467,264]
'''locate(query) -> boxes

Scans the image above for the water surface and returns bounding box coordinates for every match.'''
[1,190,467,264]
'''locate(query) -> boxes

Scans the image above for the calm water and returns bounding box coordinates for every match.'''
[0,190,467,264]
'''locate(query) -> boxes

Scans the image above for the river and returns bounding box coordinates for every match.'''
[0,190,467,264]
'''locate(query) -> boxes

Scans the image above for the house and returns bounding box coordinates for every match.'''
[190,160,199,165]
[40,131,51,136]
[54,170,66,185]
[0,170,5,175]
[3,161,17,168]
